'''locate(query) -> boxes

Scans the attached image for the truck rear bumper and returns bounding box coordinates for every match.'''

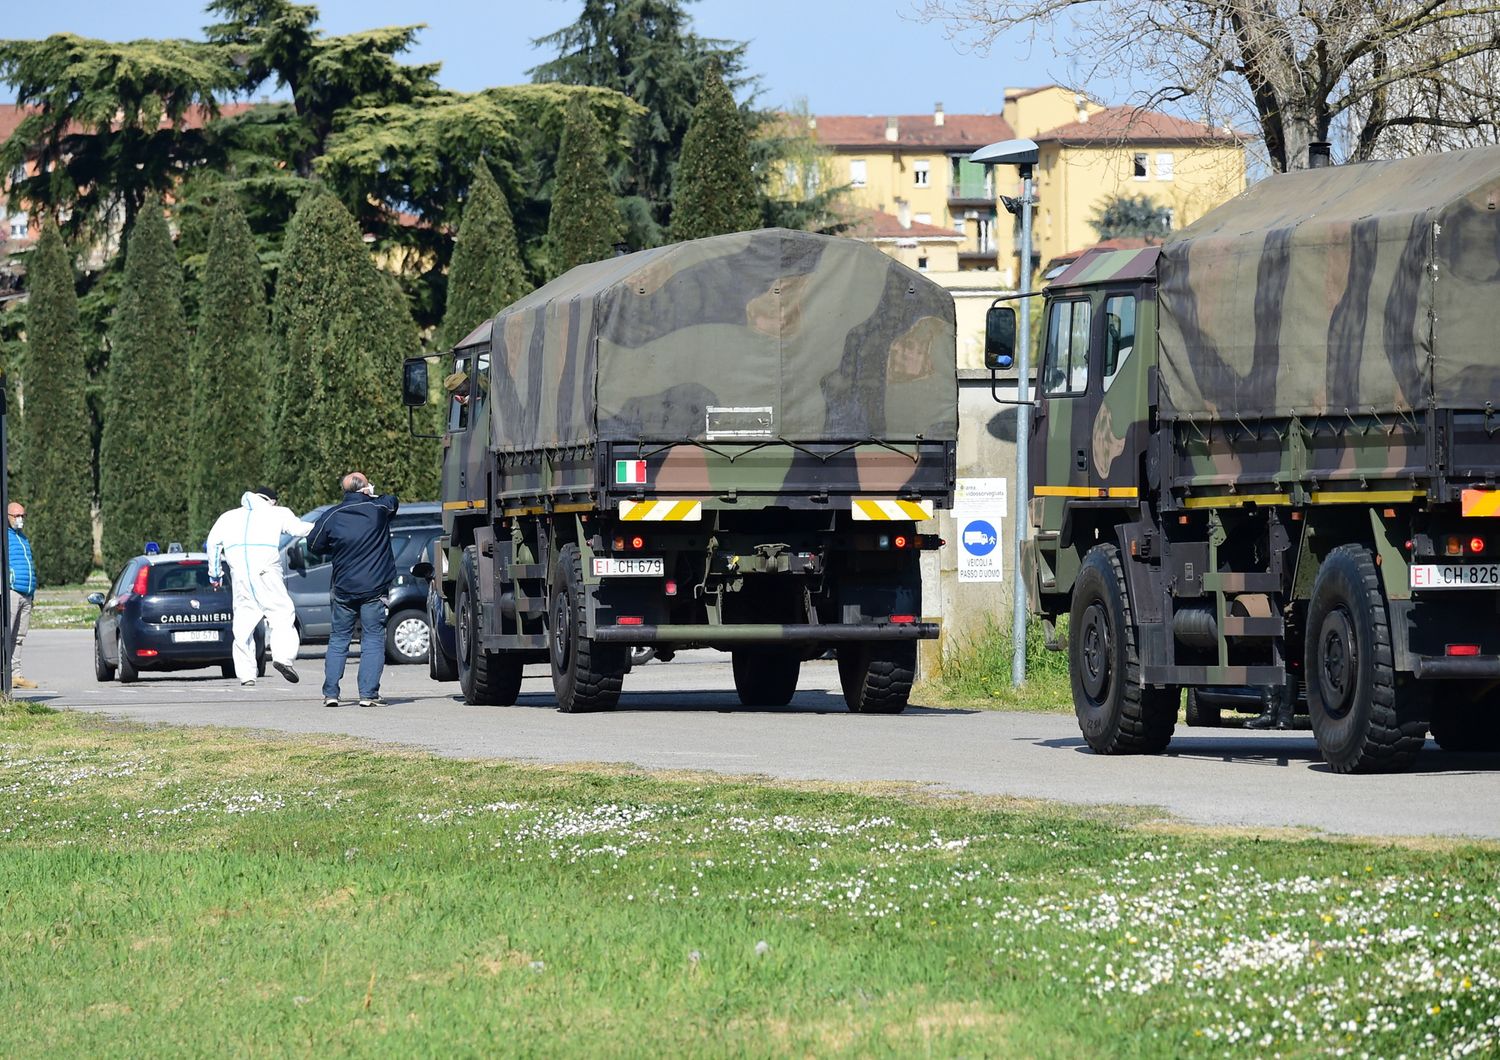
[1410,655,1500,679]
[593,622,939,644]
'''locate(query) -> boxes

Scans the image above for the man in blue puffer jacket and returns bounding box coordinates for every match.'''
[6,501,38,689]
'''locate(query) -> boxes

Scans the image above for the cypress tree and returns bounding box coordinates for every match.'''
[19,224,94,583]
[547,97,622,276]
[440,163,529,349]
[268,192,435,513]
[99,199,191,572]
[671,59,760,241]
[188,194,270,543]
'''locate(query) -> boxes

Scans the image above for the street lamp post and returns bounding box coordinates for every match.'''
[970,138,1039,688]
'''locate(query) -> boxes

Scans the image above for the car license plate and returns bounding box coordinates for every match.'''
[171,630,220,643]
[592,557,664,577]
[1410,563,1500,589]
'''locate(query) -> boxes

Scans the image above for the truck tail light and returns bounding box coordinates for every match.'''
[1446,644,1480,657]
[889,615,915,624]
[664,580,678,596]
[631,535,645,550]
[616,615,644,626]
[1470,536,1486,555]
[1445,535,1463,557]
[893,534,909,549]
[612,536,625,550]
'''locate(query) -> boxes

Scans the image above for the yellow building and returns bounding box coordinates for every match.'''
[999,86,1250,284]
[810,107,1012,271]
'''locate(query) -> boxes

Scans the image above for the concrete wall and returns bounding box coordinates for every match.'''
[919,373,1022,676]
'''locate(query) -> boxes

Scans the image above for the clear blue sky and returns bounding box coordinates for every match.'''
[3,0,1073,116]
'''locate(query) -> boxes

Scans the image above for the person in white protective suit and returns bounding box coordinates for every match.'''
[205,487,315,686]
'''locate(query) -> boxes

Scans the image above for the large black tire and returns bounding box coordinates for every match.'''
[94,631,116,682]
[1184,688,1220,727]
[385,608,430,665]
[1305,544,1426,773]
[1428,693,1500,752]
[1071,544,1177,754]
[117,632,139,684]
[732,648,801,706]
[549,543,627,712]
[457,546,524,706]
[838,642,914,714]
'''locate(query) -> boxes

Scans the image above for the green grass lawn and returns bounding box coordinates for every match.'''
[30,572,110,631]
[2,702,1498,1057]
[919,617,1076,713]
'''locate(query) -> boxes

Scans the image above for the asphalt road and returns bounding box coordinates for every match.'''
[17,629,1500,840]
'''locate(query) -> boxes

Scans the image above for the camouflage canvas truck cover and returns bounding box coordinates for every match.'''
[407,228,957,713]
[987,144,1500,774]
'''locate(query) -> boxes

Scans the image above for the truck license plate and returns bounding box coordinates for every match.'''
[1411,563,1500,589]
[593,557,664,577]
[172,630,220,643]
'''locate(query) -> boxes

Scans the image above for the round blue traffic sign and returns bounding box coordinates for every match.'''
[961,519,998,557]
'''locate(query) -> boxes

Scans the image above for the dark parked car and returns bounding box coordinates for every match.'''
[90,551,265,682]
[280,501,441,665]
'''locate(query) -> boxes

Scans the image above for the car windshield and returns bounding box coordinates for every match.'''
[148,561,216,594]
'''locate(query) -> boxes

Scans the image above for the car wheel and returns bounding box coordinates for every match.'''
[429,587,458,682]
[630,646,657,666]
[1184,688,1220,727]
[386,608,430,665]
[94,631,116,682]
[117,632,139,683]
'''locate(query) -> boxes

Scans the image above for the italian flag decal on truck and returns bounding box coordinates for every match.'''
[615,459,647,485]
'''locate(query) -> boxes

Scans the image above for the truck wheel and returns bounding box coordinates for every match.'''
[839,642,914,714]
[457,546,524,706]
[549,543,626,712]
[1184,688,1220,727]
[1305,544,1426,773]
[116,632,140,684]
[94,631,116,682]
[1071,544,1176,754]
[428,584,458,682]
[732,648,801,706]
[1428,696,1500,752]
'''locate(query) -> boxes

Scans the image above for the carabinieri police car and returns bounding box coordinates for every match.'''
[89,546,264,682]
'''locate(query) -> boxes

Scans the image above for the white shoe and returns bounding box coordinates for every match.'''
[241,679,256,688]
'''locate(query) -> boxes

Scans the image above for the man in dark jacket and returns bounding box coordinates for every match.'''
[307,472,398,707]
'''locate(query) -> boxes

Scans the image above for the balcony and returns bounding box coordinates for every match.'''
[958,241,999,266]
[948,179,995,206]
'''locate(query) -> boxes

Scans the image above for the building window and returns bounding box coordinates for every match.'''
[914,212,932,225]
[913,160,930,187]
[1133,153,1149,180]
[849,159,867,187]
[8,216,27,239]
[784,162,800,189]
[917,254,929,271]
[1156,152,1175,180]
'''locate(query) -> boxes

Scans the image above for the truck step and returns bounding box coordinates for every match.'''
[1143,664,1286,686]
[504,563,547,580]
[1203,572,1281,593]
[1221,616,1284,638]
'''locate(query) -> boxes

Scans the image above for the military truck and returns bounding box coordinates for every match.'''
[403,228,955,713]
[987,145,1500,773]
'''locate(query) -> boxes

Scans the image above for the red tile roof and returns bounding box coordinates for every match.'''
[1036,106,1248,144]
[811,113,1014,151]
[0,101,259,146]
[844,209,962,241]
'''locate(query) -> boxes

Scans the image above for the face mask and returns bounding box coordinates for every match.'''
[11,517,21,530]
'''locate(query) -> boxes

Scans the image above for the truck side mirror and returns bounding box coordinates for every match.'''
[402,357,429,408]
[984,306,1017,371]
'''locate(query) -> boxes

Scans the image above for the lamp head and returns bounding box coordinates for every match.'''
[970,138,1040,168]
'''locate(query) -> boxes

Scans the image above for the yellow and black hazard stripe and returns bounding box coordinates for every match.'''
[618,499,703,521]
[1462,489,1500,518]
[851,498,934,521]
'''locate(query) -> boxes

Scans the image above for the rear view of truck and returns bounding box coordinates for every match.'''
[408,228,956,712]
